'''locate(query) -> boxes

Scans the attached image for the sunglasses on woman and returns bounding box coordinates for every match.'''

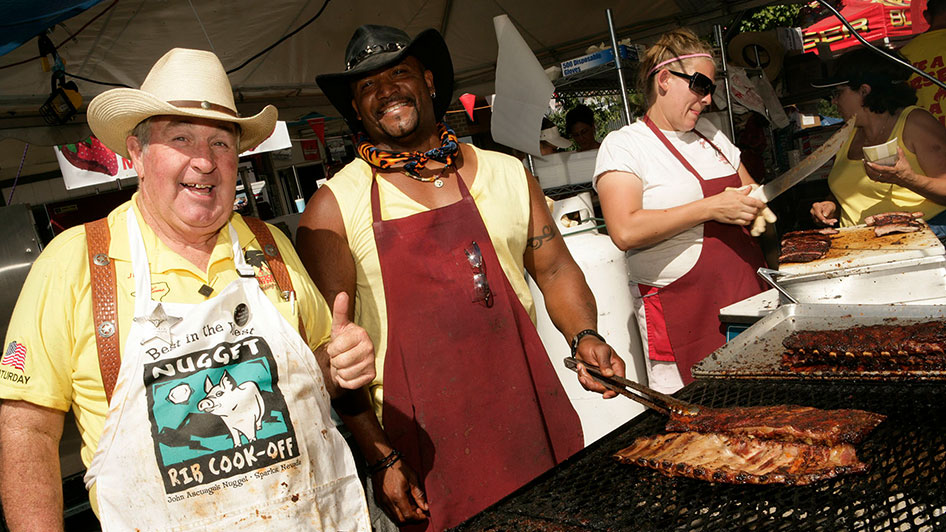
[668,70,717,97]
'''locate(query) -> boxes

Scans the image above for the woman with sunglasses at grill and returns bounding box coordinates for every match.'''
[594,28,771,393]
[809,48,946,241]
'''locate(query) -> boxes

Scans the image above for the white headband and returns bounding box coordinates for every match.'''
[647,53,712,77]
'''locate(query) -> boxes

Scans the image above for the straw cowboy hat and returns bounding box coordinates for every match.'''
[87,48,277,159]
[316,25,454,132]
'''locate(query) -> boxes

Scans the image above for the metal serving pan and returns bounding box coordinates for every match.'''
[693,303,946,381]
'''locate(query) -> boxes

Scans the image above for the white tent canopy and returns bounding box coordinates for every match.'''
[0,0,781,183]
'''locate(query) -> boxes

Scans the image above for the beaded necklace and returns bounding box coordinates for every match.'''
[356,123,459,187]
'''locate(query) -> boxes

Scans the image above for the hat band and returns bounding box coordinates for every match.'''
[347,41,406,70]
[167,100,240,118]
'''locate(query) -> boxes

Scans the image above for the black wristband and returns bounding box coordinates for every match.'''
[570,329,605,357]
[368,449,401,474]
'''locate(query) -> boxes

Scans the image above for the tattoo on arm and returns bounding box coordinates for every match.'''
[527,224,555,250]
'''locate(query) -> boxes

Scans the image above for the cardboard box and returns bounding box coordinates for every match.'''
[561,45,641,77]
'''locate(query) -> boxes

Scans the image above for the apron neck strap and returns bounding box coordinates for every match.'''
[642,115,734,182]
[369,166,469,224]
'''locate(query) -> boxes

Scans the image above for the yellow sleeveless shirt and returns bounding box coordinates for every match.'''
[324,145,536,415]
[828,106,946,226]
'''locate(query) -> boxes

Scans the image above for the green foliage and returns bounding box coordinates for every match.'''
[738,4,803,32]
[550,93,641,146]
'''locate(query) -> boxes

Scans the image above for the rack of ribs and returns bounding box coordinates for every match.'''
[865,211,925,237]
[614,404,884,485]
[664,404,886,446]
[782,321,946,372]
[614,432,868,485]
[778,228,839,264]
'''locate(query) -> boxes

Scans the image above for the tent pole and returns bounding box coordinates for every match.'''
[714,24,736,142]
[606,8,632,127]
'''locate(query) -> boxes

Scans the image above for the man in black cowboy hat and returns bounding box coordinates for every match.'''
[298,25,625,531]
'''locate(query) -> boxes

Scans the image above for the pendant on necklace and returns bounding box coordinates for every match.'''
[434,178,445,188]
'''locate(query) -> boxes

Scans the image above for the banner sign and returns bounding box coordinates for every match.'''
[802,0,916,54]
[55,122,291,190]
[301,140,321,161]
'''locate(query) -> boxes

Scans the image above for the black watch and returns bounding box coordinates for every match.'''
[570,329,605,357]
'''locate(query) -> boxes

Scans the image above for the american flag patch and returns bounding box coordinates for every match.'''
[2,341,27,372]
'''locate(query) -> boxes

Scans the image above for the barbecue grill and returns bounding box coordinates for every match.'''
[452,379,946,531]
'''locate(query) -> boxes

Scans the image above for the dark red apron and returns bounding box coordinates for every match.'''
[642,116,767,384]
[370,171,583,531]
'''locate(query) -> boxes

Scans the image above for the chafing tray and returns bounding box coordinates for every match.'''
[693,303,946,380]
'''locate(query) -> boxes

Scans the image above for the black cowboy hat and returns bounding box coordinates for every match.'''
[810,48,912,89]
[316,25,454,132]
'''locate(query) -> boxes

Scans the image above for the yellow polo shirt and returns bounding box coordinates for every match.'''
[0,196,332,474]
[324,145,535,418]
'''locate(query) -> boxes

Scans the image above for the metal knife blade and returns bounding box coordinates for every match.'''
[749,119,855,203]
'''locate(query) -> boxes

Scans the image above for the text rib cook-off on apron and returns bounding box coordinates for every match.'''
[370,173,583,531]
[643,116,767,384]
[84,214,369,531]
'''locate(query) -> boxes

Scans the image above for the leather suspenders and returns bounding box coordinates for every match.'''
[85,216,306,402]
[85,218,121,404]
[242,217,308,345]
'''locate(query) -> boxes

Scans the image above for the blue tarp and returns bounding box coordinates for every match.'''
[0,0,104,57]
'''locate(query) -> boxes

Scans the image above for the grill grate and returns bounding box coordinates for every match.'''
[452,380,946,532]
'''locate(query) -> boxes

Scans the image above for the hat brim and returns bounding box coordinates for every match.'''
[810,77,849,89]
[540,128,572,149]
[316,28,454,132]
[87,88,277,159]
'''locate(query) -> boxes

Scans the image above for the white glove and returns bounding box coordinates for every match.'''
[727,184,777,237]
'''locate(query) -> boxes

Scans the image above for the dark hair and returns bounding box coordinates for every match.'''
[565,104,595,137]
[833,48,917,114]
[928,0,946,18]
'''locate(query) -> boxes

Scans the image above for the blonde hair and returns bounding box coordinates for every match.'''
[637,28,714,107]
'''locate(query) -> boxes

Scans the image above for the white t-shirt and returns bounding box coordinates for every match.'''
[593,119,741,286]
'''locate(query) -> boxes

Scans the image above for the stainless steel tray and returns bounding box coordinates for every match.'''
[694,303,946,380]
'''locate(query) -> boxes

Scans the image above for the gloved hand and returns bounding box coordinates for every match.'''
[726,184,776,237]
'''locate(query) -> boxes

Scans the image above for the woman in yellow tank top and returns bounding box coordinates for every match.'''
[809,48,946,240]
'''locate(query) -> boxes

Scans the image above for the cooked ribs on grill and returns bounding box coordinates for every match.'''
[782,321,946,372]
[665,405,886,446]
[614,432,868,485]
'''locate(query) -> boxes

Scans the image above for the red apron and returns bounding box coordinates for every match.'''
[370,171,583,531]
[642,116,767,384]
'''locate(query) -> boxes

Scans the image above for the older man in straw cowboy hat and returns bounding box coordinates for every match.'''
[0,48,374,531]
[297,24,626,531]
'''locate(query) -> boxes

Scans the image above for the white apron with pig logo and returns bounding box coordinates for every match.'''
[84,213,369,531]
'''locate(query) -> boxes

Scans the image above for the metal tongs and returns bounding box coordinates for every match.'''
[564,358,700,417]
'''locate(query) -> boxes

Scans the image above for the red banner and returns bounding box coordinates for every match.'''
[803,0,919,54]
[301,140,321,161]
[306,117,326,146]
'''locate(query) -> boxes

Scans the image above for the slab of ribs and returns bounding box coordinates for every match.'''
[778,211,927,264]
[865,211,925,237]
[778,228,838,264]
[614,404,885,485]
[781,321,946,372]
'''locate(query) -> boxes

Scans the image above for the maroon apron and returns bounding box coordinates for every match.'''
[642,116,767,384]
[370,171,583,531]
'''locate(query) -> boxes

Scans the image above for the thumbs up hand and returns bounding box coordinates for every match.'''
[326,292,376,390]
